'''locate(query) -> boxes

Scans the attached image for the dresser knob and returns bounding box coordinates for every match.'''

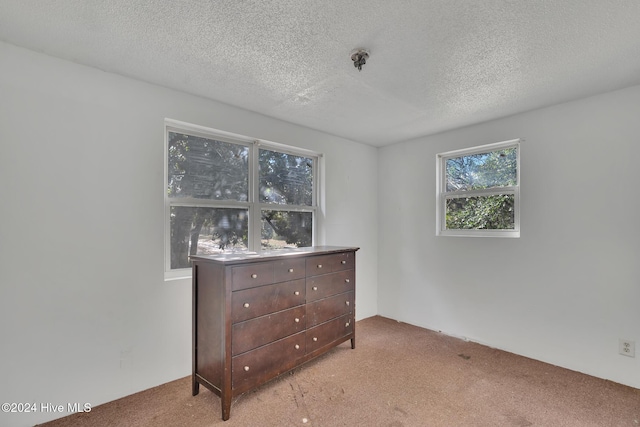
[312,286,318,291]
[243,303,250,308]
[345,279,350,283]
[317,264,322,269]
[294,291,300,296]
[294,318,300,323]
[288,268,294,273]
[312,337,318,342]
[251,274,258,279]
[345,322,350,328]
[295,344,300,350]
[341,260,346,264]
[345,301,350,306]
[244,366,250,372]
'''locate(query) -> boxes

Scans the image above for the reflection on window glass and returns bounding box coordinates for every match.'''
[168,132,249,201]
[261,210,312,250]
[170,206,248,268]
[165,123,320,274]
[259,149,313,206]
[446,147,517,192]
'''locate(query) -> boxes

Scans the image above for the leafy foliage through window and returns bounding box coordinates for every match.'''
[437,140,520,237]
[165,121,318,275]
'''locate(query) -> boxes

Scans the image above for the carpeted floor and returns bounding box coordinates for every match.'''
[38,316,640,426]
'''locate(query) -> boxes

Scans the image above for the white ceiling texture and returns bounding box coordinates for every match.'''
[2,1,640,146]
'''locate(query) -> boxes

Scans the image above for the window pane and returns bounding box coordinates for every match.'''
[261,210,312,250]
[170,206,248,269]
[168,132,248,201]
[446,147,517,192]
[259,149,313,206]
[446,195,515,230]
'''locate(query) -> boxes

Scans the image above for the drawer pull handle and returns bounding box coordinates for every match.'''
[244,366,250,372]
[345,322,350,328]
[345,301,350,306]
[251,274,258,279]
[294,291,300,296]
[312,337,318,342]
[341,260,347,264]
[345,279,350,283]
[288,268,294,273]
[243,303,250,308]
[294,318,300,323]
[295,344,300,350]
[317,264,322,269]
[312,286,318,291]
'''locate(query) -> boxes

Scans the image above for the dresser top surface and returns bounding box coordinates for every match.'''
[190,246,359,266]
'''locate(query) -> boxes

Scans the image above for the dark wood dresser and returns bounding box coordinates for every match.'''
[190,246,359,420]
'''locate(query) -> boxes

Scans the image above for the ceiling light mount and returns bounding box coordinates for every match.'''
[350,49,370,72]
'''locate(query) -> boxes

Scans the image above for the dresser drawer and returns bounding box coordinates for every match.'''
[306,291,354,328]
[306,314,354,353]
[232,262,274,290]
[306,251,354,276]
[306,270,354,302]
[232,306,306,356]
[231,279,305,324]
[232,332,305,393]
[274,258,306,283]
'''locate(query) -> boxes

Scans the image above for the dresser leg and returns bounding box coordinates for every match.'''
[222,395,232,421]
[351,337,356,349]
[192,377,200,396]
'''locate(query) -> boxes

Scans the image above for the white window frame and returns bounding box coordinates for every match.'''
[436,139,521,238]
[164,119,321,280]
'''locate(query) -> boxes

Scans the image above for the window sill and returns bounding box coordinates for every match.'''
[164,269,192,281]
[437,229,520,238]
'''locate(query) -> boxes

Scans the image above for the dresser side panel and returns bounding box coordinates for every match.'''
[194,261,226,391]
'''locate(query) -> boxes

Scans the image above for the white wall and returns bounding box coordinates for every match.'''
[0,41,378,427]
[378,84,640,389]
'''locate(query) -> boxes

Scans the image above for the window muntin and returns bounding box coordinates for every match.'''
[165,120,319,278]
[437,140,520,237]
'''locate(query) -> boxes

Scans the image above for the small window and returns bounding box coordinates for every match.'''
[436,140,520,237]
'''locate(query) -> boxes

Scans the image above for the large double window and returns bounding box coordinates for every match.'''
[436,139,520,237]
[165,120,319,278]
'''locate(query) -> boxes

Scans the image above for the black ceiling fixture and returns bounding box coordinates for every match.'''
[350,49,370,71]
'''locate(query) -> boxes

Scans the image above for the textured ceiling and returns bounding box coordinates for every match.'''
[2,1,640,146]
